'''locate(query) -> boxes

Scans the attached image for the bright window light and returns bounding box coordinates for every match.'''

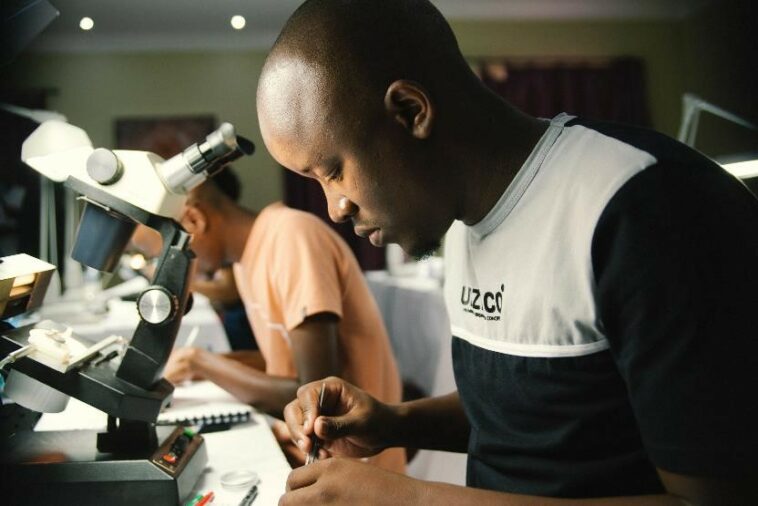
[230,15,246,30]
[79,17,94,31]
[722,159,758,179]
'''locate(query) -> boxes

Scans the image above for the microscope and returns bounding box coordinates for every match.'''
[0,121,254,505]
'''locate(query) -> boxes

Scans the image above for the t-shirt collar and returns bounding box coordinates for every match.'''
[469,113,575,239]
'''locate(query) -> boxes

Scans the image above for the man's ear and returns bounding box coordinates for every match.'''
[180,205,208,235]
[383,80,434,139]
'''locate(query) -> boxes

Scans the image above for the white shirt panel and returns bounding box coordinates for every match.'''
[444,117,658,357]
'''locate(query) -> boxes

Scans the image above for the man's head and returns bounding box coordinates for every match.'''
[179,167,241,273]
[257,0,479,258]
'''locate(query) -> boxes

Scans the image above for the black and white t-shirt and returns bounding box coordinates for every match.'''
[444,113,758,497]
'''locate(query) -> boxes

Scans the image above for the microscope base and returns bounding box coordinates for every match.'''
[0,425,207,506]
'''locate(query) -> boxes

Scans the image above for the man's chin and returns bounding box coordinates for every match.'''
[401,237,441,261]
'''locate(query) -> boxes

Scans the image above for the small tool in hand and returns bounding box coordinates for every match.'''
[305,382,326,465]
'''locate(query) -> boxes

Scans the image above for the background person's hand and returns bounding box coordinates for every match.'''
[280,458,420,506]
[283,377,397,460]
[163,347,206,384]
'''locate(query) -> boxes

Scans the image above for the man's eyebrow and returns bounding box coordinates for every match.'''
[302,152,324,174]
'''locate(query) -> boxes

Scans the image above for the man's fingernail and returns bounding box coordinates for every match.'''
[297,439,304,449]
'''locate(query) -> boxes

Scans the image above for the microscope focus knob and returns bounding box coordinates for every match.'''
[137,287,176,324]
[86,148,123,185]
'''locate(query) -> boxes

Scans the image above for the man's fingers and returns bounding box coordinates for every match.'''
[279,486,318,506]
[283,398,309,451]
[296,380,331,431]
[280,462,325,506]
[315,414,355,440]
[285,459,323,491]
[270,419,291,443]
[287,378,355,451]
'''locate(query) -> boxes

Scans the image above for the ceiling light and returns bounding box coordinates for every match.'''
[230,15,246,30]
[79,17,94,31]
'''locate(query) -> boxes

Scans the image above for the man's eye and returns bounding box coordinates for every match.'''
[325,165,343,182]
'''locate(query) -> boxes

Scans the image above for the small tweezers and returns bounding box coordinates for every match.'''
[305,382,326,465]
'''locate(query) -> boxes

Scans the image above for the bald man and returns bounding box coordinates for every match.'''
[164,176,405,472]
[258,0,758,504]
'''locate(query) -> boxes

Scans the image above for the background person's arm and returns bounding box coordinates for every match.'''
[164,312,340,416]
[190,266,241,306]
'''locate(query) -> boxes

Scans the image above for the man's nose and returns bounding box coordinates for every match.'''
[327,193,358,223]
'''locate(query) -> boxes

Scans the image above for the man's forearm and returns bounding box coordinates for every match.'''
[417,482,682,506]
[190,351,298,416]
[388,392,470,453]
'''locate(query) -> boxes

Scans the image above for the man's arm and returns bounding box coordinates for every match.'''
[190,266,240,306]
[281,457,756,505]
[282,462,670,505]
[224,350,266,371]
[388,392,469,452]
[288,312,340,382]
[164,312,340,416]
[285,380,758,505]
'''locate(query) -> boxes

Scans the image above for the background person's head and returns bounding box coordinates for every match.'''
[257,0,488,258]
[178,167,242,273]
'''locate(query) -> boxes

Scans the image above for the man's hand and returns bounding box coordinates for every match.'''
[271,419,307,468]
[279,458,420,505]
[283,377,398,460]
[163,347,206,384]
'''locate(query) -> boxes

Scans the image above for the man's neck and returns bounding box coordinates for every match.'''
[455,97,548,226]
[223,204,258,264]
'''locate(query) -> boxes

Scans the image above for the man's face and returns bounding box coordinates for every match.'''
[257,58,451,258]
[180,206,225,274]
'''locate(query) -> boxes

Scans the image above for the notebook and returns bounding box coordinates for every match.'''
[157,380,254,426]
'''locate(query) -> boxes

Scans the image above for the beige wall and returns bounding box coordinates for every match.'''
[8,8,752,209]
[6,51,278,209]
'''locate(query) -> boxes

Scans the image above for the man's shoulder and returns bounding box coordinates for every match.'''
[258,203,348,257]
[258,202,332,235]
[563,117,700,168]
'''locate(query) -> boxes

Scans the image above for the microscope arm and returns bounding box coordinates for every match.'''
[66,178,196,391]
[117,216,194,389]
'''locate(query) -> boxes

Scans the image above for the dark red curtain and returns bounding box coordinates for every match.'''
[479,57,650,127]
[283,169,386,270]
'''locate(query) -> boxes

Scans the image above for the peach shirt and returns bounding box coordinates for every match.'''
[233,203,405,473]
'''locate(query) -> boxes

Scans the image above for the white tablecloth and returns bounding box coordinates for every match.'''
[365,271,467,486]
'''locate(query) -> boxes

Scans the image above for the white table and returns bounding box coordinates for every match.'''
[190,420,290,506]
[365,271,448,397]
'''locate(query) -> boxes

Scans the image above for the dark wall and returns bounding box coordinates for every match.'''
[681,0,758,157]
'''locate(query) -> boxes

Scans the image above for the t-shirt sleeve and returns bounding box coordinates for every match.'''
[268,213,344,331]
[591,162,758,478]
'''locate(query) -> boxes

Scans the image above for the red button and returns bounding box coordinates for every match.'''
[162,453,177,464]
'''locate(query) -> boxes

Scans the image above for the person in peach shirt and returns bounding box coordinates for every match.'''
[163,170,405,473]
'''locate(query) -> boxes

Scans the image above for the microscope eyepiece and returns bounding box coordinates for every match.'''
[159,122,255,194]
